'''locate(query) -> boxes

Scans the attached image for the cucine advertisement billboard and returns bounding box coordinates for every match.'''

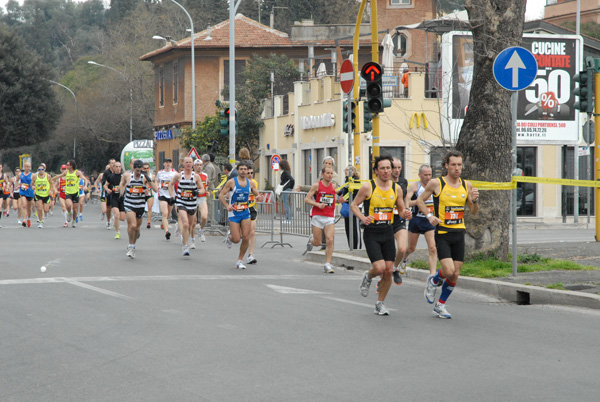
[441,32,582,145]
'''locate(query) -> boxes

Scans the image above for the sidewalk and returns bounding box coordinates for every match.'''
[305,244,600,310]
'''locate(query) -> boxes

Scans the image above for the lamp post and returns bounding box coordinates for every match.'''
[46,79,78,158]
[87,61,133,143]
[229,0,243,163]
[168,0,196,130]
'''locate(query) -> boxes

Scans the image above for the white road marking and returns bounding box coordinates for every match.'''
[67,281,134,300]
[321,296,397,311]
[266,284,329,294]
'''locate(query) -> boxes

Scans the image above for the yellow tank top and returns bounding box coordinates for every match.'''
[65,170,79,195]
[249,179,258,208]
[35,174,50,197]
[433,177,467,233]
[364,179,397,229]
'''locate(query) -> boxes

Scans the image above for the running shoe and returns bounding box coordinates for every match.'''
[79,214,83,222]
[22,221,27,227]
[165,231,171,240]
[18,219,22,225]
[115,232,121,240]
[324,262,334,274]
[38,222,44,229]
[360,271,372,297]
[374,301,390,316]
[200,232,206,242]
[433,302,451,319]
[126,245,135,259]
[106,222,111,230]
[146,221,151,229]
[424,275,437,304]
[182,245,190,256]
[393,270,403,285]
[66,212,72,223]
[27,220,31,228]
[175,228,181,237]
[225,231,232,249]
[320,245,326,251]
[64,222,69,228]
[399,259,408,274]
[306,235,314,252]
[75,215,79,223]
[190,240,196,249]
[235,260,246,270]
[247,254,257,264]
[71,221,76,228]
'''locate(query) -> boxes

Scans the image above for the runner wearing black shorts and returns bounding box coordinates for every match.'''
[417,150,480,319]
[351,155,412,316]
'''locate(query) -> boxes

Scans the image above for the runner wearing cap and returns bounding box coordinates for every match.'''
[155,157,177,240]
[52,160,88,228]
[193,158,209,243]
[32,164,54,228]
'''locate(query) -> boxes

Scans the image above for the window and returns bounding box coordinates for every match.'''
[429,147,449,178]
[517,147,537,216]
[393,33,407,57]
[173,62,178,104]
[303,150,312,185]
[327,147,338,171]
[390,0,411,5]
[159,67,164,107]
[172,149,179,168]
[159,151,165,168]
[562,146,594,216]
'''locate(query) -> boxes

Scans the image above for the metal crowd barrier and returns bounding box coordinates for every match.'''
[205,191,229,236]
[274,191,311,248]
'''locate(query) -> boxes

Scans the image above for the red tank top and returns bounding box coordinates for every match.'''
[310,181,336,218]
[197,172,209,198]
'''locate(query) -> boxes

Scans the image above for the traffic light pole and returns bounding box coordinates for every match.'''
[352,0,368,173]
[370,0,380,159]
[347,92,353,167]
[595,59,600,241]
[229,0,242,164]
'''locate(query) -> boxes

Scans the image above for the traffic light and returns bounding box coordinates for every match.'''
[574,70,594,113]
[361,62,384,113]
[363,102,373,132]
[343,101,357,132]
[219,108,230,135]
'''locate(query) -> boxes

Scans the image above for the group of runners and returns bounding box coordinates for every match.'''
[0,161,92,229]
[304,150,479,319]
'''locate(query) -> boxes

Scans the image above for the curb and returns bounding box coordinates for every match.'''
[306,251,600,310]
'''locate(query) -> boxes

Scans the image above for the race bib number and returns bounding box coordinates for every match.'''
[249,193,255,203]
[181,190,194,199]
[444,206,464,225]
[66,179,76,186]
[373,207,393,224]
[321,194,334,206]
[129,186,144,194]
[234,202,248,211]
[20,183,29,191]
[161,181,170,189]
[37,183,48,192]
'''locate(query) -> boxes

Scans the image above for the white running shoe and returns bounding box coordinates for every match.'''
[374,301,390,316]
[224,231,232,248]
[433,302,451,319]
[66,212,72,223]
[106,222,111,230]
[399,259,408,275]
[200,232,206,242]
[247,254,257,264]
[235,260,246,269]
[38,222,44,229]
[424,275,437,304]
[126,245,135,259]
[190,240,196,249]
[182,245,190,256]
[324,262,334,274]
[360,271,372,297]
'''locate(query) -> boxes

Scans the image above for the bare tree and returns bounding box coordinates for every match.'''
[456,0,527,259]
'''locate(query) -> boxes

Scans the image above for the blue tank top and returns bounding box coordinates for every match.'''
[19,172,34,197]
[228,176,250,216]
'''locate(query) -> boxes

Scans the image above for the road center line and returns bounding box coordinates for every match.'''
[321,296,397,311]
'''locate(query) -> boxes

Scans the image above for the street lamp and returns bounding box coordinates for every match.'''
[168,0,196,130]
[46,79,78,158]
[87,61,134,143]
[152,35,177,45]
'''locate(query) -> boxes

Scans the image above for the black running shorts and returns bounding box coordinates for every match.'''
[435,230,465,262]
[363,226,396,263]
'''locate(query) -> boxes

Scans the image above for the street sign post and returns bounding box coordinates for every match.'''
[494,46,538,277]
[270,154,281,171]
[187,146,201,160]
[340,59,355,167]
[493,47,538,91]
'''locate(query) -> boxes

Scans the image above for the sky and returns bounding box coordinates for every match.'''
[1,0,548,21]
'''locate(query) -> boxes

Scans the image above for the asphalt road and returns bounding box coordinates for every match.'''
[1,204,599,401]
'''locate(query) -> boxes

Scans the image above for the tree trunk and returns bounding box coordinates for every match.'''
[457,0,527,260]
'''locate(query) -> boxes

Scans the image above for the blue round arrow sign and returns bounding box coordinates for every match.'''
[493,47,538,91]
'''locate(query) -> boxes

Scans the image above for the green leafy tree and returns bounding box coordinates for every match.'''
[0,23,61,149]
[180,112,228,156]
[561,21,600,41]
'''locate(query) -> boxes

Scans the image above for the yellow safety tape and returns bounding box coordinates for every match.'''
[513,176,600,187]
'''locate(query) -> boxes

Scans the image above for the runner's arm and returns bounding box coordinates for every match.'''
[168,173,180,200]
[395,186,412,220]
[218,179,234,210]
[466,180,480,215]
[405,182,418,208]
[304,183,323,209]
[350,182,374,226]
[417,180,440,226]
